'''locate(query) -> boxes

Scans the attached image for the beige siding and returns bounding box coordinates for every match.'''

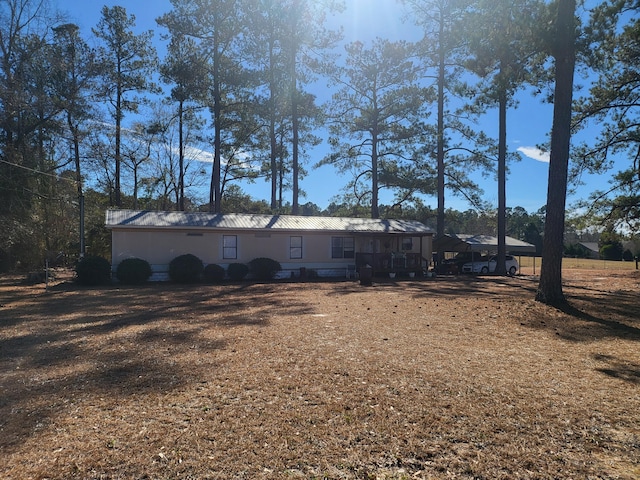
[112,228,433,277]
[112,229,361,266]
[112,229,218,266]
[422,236,432,259]
[235,232,337,265]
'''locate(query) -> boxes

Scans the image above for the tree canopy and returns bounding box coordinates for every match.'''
[0,0,638,280]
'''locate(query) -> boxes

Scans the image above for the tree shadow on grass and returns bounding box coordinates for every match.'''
[0,281,315,452]
[0,348,203,452]
[507,284,640,344]
[592,353,640,385]
[550,300,640,342]
[330,274,640,344]
[329,275,525,299]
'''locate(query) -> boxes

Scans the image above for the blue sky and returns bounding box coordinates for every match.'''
[58,0,612,214]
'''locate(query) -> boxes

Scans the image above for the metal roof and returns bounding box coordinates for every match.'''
[433,233,536,253]
[105,209,434,235]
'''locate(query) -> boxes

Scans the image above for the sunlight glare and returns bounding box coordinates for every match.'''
[344,0,410,42]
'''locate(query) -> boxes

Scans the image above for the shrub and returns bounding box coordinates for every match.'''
[227,262,249,281]
[203,263,226,283]
[600,243,622,261]
[76,255,111,286]
[169,254,203,283]
[622,249,634,262]
[305,268,319,279]
[248,257,281,280]
[116,258,152,285]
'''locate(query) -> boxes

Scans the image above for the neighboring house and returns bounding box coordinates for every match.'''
[623,240,640,259]
[105,210,434,280]
[578,242,600,259]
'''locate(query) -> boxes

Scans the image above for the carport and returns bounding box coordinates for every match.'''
[433,234,537,273]
[433,234,537,254]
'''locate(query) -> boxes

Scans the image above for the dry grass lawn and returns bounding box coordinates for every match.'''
[1,268,639,479]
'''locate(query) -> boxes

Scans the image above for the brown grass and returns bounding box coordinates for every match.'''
[517,256,639,273]
[1,269,639,479]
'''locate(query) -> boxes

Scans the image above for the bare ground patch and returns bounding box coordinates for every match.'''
[1,270,639,479]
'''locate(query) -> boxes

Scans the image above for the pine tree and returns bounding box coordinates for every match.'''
[321,39,428,219]
[93,6,158,208]
[535,0,577,305]
[464,0,547,274]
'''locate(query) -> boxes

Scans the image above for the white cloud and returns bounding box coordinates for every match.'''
[187,146,258,171]
[517,146,550,163]
[186,145,215,164]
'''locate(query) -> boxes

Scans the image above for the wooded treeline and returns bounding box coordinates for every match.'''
[0,0,637,296]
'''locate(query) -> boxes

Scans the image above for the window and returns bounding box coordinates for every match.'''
[402,237,413,251]
[223,235,237,259]
[290,236,302,259]
[331,236,355,258]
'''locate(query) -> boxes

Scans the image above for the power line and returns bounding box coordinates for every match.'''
[0,158,76,183]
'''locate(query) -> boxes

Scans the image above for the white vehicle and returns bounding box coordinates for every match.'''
[462,255,519,275]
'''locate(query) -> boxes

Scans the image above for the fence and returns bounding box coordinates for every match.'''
[517,256,638,275]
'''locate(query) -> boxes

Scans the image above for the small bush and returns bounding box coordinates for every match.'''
[169,254,203,283]
[116,258,152,285]
[203,263,226,283]
[248,257,281,280]
[76,255,111,286]
[600,243,622,261]
[227,262,249,281]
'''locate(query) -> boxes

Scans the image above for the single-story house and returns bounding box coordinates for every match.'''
[105,210,434,280]
[578,242,600,259]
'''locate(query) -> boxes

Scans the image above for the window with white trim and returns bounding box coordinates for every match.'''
[290,236,302,259]
[331,236,355,258]
[223,235,237,259]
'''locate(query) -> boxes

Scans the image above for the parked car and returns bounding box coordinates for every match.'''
[437,252,481,274]
[462,255,519,275]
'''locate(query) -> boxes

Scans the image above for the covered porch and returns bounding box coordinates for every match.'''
[351,231,432,277]
[355,251,426,276]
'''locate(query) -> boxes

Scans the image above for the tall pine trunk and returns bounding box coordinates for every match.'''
[371,130,379,219]
[210,27,222,214]
[67,111,84,256]
[436,19,445,239]
[115,83,122,207]
[291,26,299,215]
[178,99,185,211]
[496,79,507,276]
[536,0,576,304]
[269,38,278,211]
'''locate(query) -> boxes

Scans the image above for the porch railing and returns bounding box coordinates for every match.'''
[355,252,425,275]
